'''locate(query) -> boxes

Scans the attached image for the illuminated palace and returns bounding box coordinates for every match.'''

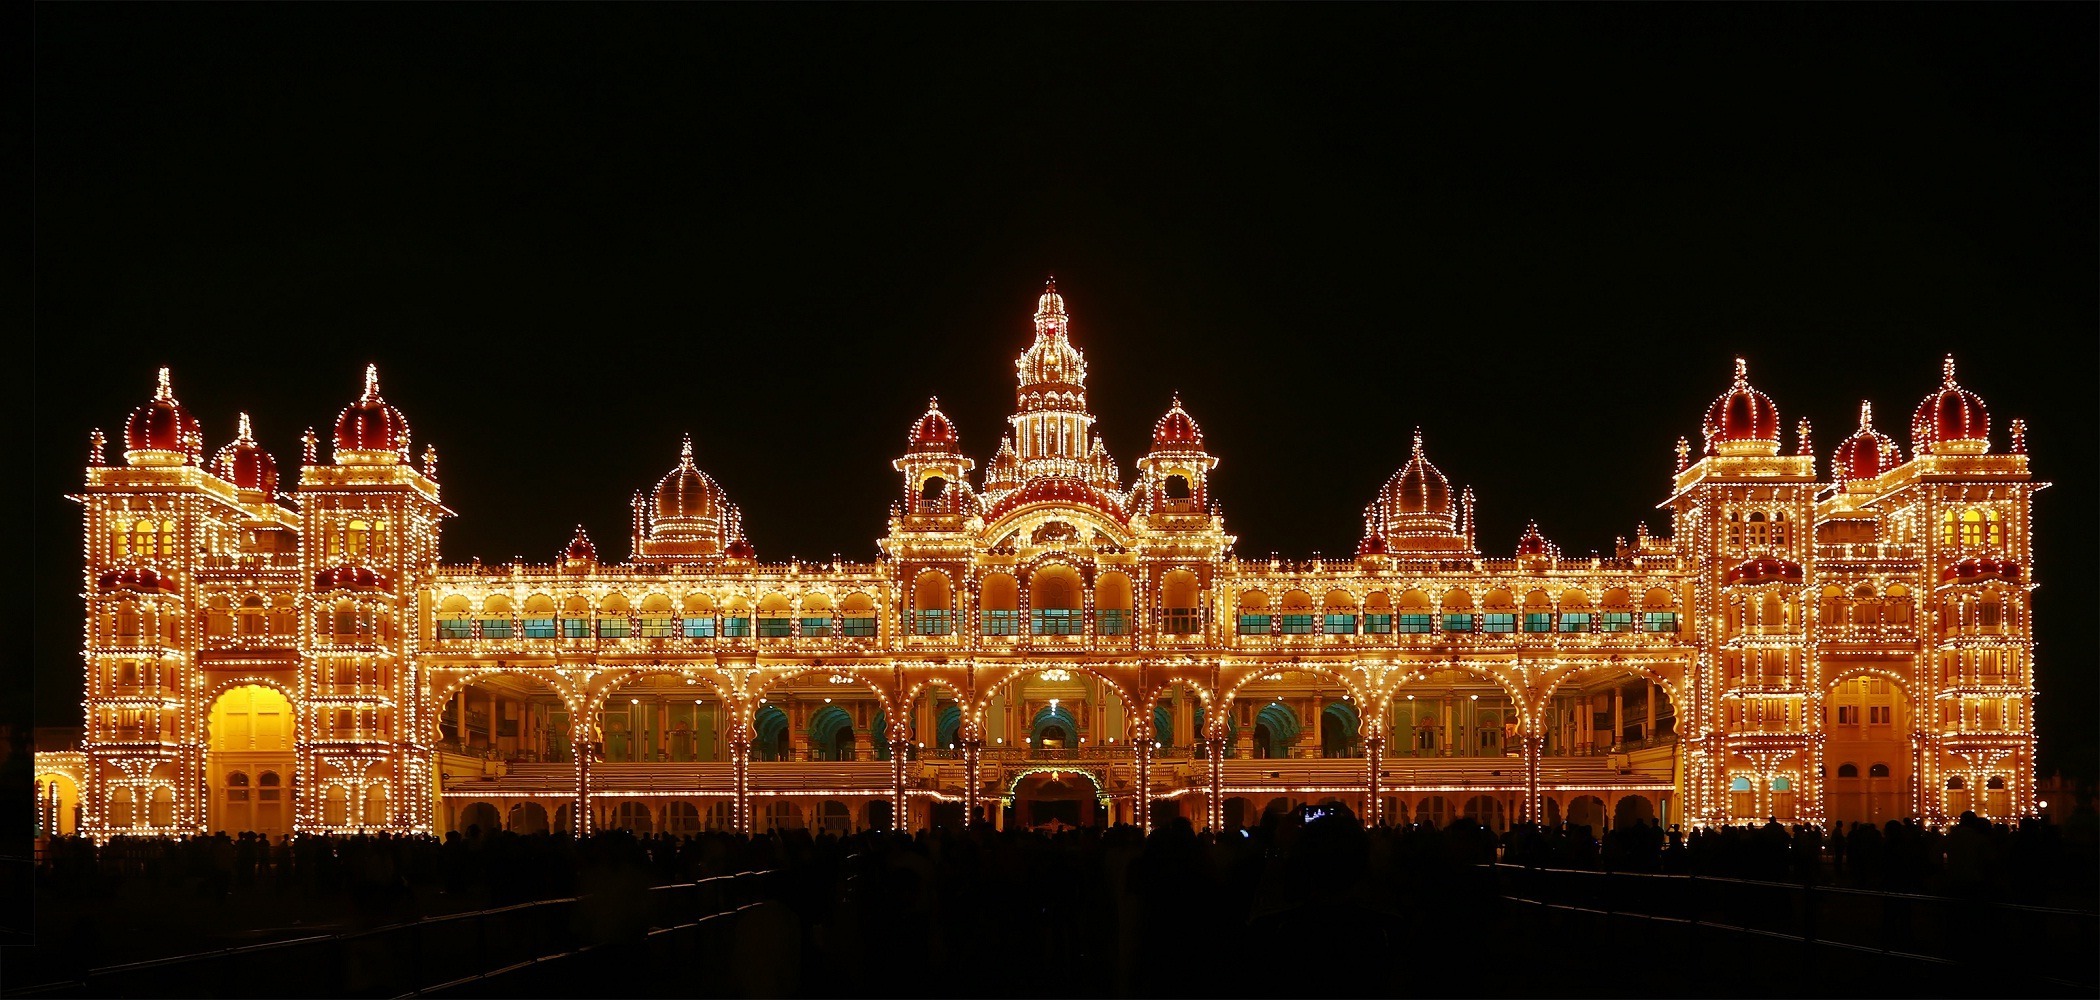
[38,282,2046,842]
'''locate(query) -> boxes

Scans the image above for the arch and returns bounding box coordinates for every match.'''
[1160,569,1201,618]
[680,592,715,616]
[1565,795,1606,833]
[912,570,953,622]
[594,669,730,762]
[433,670,579,761]
[936,704,963,749]
[975,663,1140,728]
[1642,587,1676,610]
[1416,795,1453,829]
[1278,590,1315,612]
[1030,703,1080,746]
[1482,589,1516,612]
[1320,700,1360,757]
[1837,762,1860,778]
[1253,701,1300,758]
[809,704,858,761]
[1613,794,1657,829]
[508,801,550,834]
[1324,589,1358,612]
[1440,588,1474,612]
[1463,795,1508,833]
[753,704,792,761]
[1028,563,1083,610]
[981,573,1020,611]
[1096,572,1134,610]
[208,684,296,837]
[598,592,631,615]
[664,801,704,835]
[1238,589,1272,611]
[609,801,654,834]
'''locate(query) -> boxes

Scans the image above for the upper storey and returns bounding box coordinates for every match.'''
[985,279,1121,500]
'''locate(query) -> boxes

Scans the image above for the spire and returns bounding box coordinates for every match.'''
[1674,436,1690,473]
[2010,418,2027,454]
[237,412,255,442]
[90,428,107,466]
[1036,275,1066,320]
[302,427,318,464]
[1943,353,1958,386]
[1858,400,1874,430]
[1411,427,1424,457]
[1732,356,1749,386]
[155,366,173,401]
[1796,417,1813,457]
[362,363,380,400]
[680,433,695,466]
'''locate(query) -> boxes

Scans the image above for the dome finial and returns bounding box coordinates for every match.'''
[363,363,380,399]
[155,366,173,400]
[928,396,940,411]
[237,412,254,441]
[1943,354,1958,386]
[1858,401,1873,429]
[680,433,694,465]
[1411,427,1424,456]
[1732,356,1749,386]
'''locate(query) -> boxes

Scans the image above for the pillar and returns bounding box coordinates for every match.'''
[890,738,910,830]
[1365,734,1385,826]
[1613,686,1625,751]
[1134,733,1154,834]
[1646,681,1657,744]
[1522,733,1544,824]
[963,739,982,829]
[456,689,468,748]
[1206,737,1226,831]
[570,717,592,837]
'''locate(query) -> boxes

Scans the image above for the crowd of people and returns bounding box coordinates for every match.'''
[26,804,2099,996]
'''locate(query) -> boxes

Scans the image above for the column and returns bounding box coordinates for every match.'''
[1613,686,1625,751]
[571,717,592,837]
[890,737,910,830]
[1522,733,1544,825]
[1646,681,1657,743]
[1206,737,1226,830]
[456,690,468,748]
[1173,693,1193,753]
[731,734,752,834]
[1134,732,1154,834]
[1365,734,1385,826]
[963,739,982,829]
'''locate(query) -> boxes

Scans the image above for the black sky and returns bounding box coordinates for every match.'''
[30,5,2098,779]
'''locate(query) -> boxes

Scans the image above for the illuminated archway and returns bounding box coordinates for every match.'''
[207,684,295,838]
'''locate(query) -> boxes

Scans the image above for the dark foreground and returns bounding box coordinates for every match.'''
[7,809,2097,999]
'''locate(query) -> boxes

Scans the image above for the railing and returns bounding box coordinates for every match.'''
[195,552,304,572]
[1814,543,1920,562]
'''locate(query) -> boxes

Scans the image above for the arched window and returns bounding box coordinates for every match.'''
[1160,570,1201,635]
[1164,474,1192,501]
[1029,565,1083,635]
[1237,590,1272,635]
[1745,511,1768,549]
[1095,572,1133,636]
[1869,763,1891,778]
[1364,591,1395,634]
[1277,590,1315,635]
[679,593,716,639]
[980,573,1021,636]
[638,593,675,638]
[756,593,793,639]
[597,593,633,639]
[1480,590,1516,634]
[1323,589,1359,635]
[481,595,515,639]
[238,596,267,638]
[1440,589,1475,633]
[912,572,953,635]
[437,595,473,639]
[206,596,233,639]
[799,594,834,639]
[346,519,370,557]
[1769,510,1789,547]
[1837,763,1859,778]
[324,785,349,827]
[1725,511,1743,550]
[840,592,877,639]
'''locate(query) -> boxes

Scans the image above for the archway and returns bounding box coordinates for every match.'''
[440,672,573,763]
[597,672,727,763]
[1321,700,1361,758]
[1463,795,1508,833]
[508,801,551,833]
[1612,795,1656,829]
[1565,795,1606,835]
[1542,664,1677,758]
[207,684,295,838]
[1391,666,1521,758]
[1252,701,1299,759]
[1826,674,1910,826]
[753,705,792,761]
[457,801,501,838]
[1416,795,1453,829]
[752,668,889,763]
[35,772,80,838]
[809,705,858,761]
[1008,769,1101,831]
[1031,703,1080,749]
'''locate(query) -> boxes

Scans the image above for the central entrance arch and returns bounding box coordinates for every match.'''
[207,683,296,839]
[1006,768,1104,832]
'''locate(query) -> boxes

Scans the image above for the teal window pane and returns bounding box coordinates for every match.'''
[523,617,557,638]
[639,617,675,638]
[598,618,631,639]
[915,610,950,636]
[1032,609,1081,635]
[1364,613,1393,634]
[1098,609,1129,635]
[480,619,513,639]
[723,616,751,638]
[1559,613,1591,633]
[1398,614,1434,634]
[1482,613,1515,633]
[1238,614,1272,635]
[841,616,876,637]
[438,620,472,639]
[1323,614,1357,635]
[1163,608,1200,634]
[1279,613,1315,634]
[1602,612,1635,633]
[1442,613,1473,632]
[1523,612,1552,633]
[983,610,1020,636]
[758,617,794,638]
[801,616,832,638]
[1644,611,1678,633]
[682,617,716,639]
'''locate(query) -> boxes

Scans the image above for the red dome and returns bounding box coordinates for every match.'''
[210,413,279,497]
[1723,554,1804,585]
[1941,556,2020,583]
[1832,401,1901,485]
[987,475,1129,523]
[1356,533,1388,557]
[123,368,203,463]
[654,436,728,524]
[97,565,175,593]
[1151,395,1204,450]
[908,398,958,450]
[332,365,411,460]
[313,563,392,592]
[1701,358,1781,455]
[725,535,756,560]
[562,524,598,564]
[1912,355,1990,456]
[1516,521,1551,557]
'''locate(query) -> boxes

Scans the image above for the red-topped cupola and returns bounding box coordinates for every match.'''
[1516,520,1551,557]
[908,397,958,451]
[1151,393,1204,451]
[1912,355,1990,456]
[724,534,756,561]
[332,364,412,464]
[1832,401,1901,488]
[123,367,204,467]
[210,413,279,499]
[1701,357,1782,457]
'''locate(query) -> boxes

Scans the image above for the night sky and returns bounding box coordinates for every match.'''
[31,6,2096,779]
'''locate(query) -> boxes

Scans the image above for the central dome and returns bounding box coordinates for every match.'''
[211,413,279,497]
[332,364,411,463]
[1378,431,1452,521]
[654,436,727,525]
[1701,358,1781,456]
[123,367,203,466]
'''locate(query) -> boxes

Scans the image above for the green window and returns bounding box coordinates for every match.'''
[561,617,590,638]
[1097,609,1129,635]
[1032,609,1081,635]
[480,618,513,639]
[801,616,832,638]
[915,610,951,636]
[598,617,631,639]
[1237,614,1272,635]
[682,616,716,639]
[983,610,1020,636]
[1559,612,1591,633]
[438,620,472,640]
[1644,611,1679,633]
[1523,612,1553,633]
[1279,613,1315,634]
[841,616,876,638]
[723,616,751,638]
[1398,613,1434,634]
[1602,611,1635,633]
[1162,608,1201,635]
[523,617,557,638]
[1442,613,1473,633]
[639,616,675,638]
[758,617,794,638]
[1323,614,1357,635]
[1482,613,1515,633]
[1364,613,1393,634]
